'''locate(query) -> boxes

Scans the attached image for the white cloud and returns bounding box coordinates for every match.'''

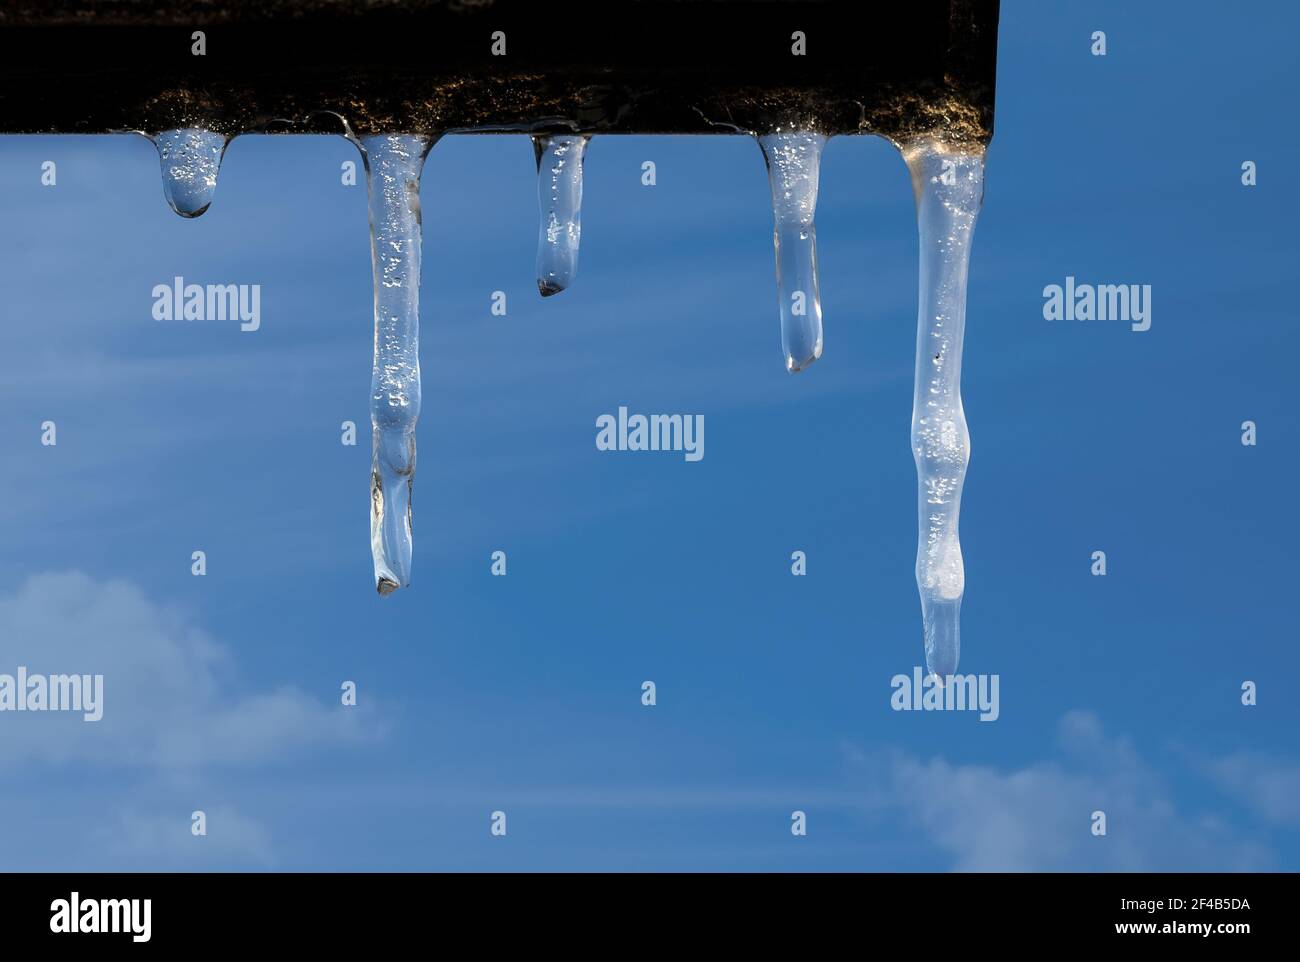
[865,710,1273,871]
[0,571,381,769]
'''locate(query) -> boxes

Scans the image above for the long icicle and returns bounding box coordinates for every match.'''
[359,133,434,596]
[758,130,826,372]
[533,134,589,296]
[152,128,229,218]
[903,138,985,678]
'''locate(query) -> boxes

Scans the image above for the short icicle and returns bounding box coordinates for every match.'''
[359,133,435,596]
[152,128,229,218]
[758,130,827,372]
[532,134,589,296]
[903,138,985,678]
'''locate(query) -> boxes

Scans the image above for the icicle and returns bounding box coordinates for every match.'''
[532,134,589,296]
[358,133,434,596]
[758,131,826,373]
[152,128,228,218]
[903,139,985,678]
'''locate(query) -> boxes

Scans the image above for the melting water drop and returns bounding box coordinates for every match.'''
[533,134,589,296]
[359,133,434,596]
[903,139,985,678]
[152,128,228,217]
[758,131,826,373]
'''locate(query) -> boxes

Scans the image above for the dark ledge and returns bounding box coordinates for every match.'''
[0,0,999,146]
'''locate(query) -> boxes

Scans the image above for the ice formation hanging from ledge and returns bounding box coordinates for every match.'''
[140,123,989,671]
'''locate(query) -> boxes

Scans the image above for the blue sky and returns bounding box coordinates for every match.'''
[0,0,1296,870]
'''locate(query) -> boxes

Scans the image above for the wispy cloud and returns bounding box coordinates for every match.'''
[856,711,1275,871]
[0,571,383,769]
[1201,752,1300,828]
[106,805,274,866]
